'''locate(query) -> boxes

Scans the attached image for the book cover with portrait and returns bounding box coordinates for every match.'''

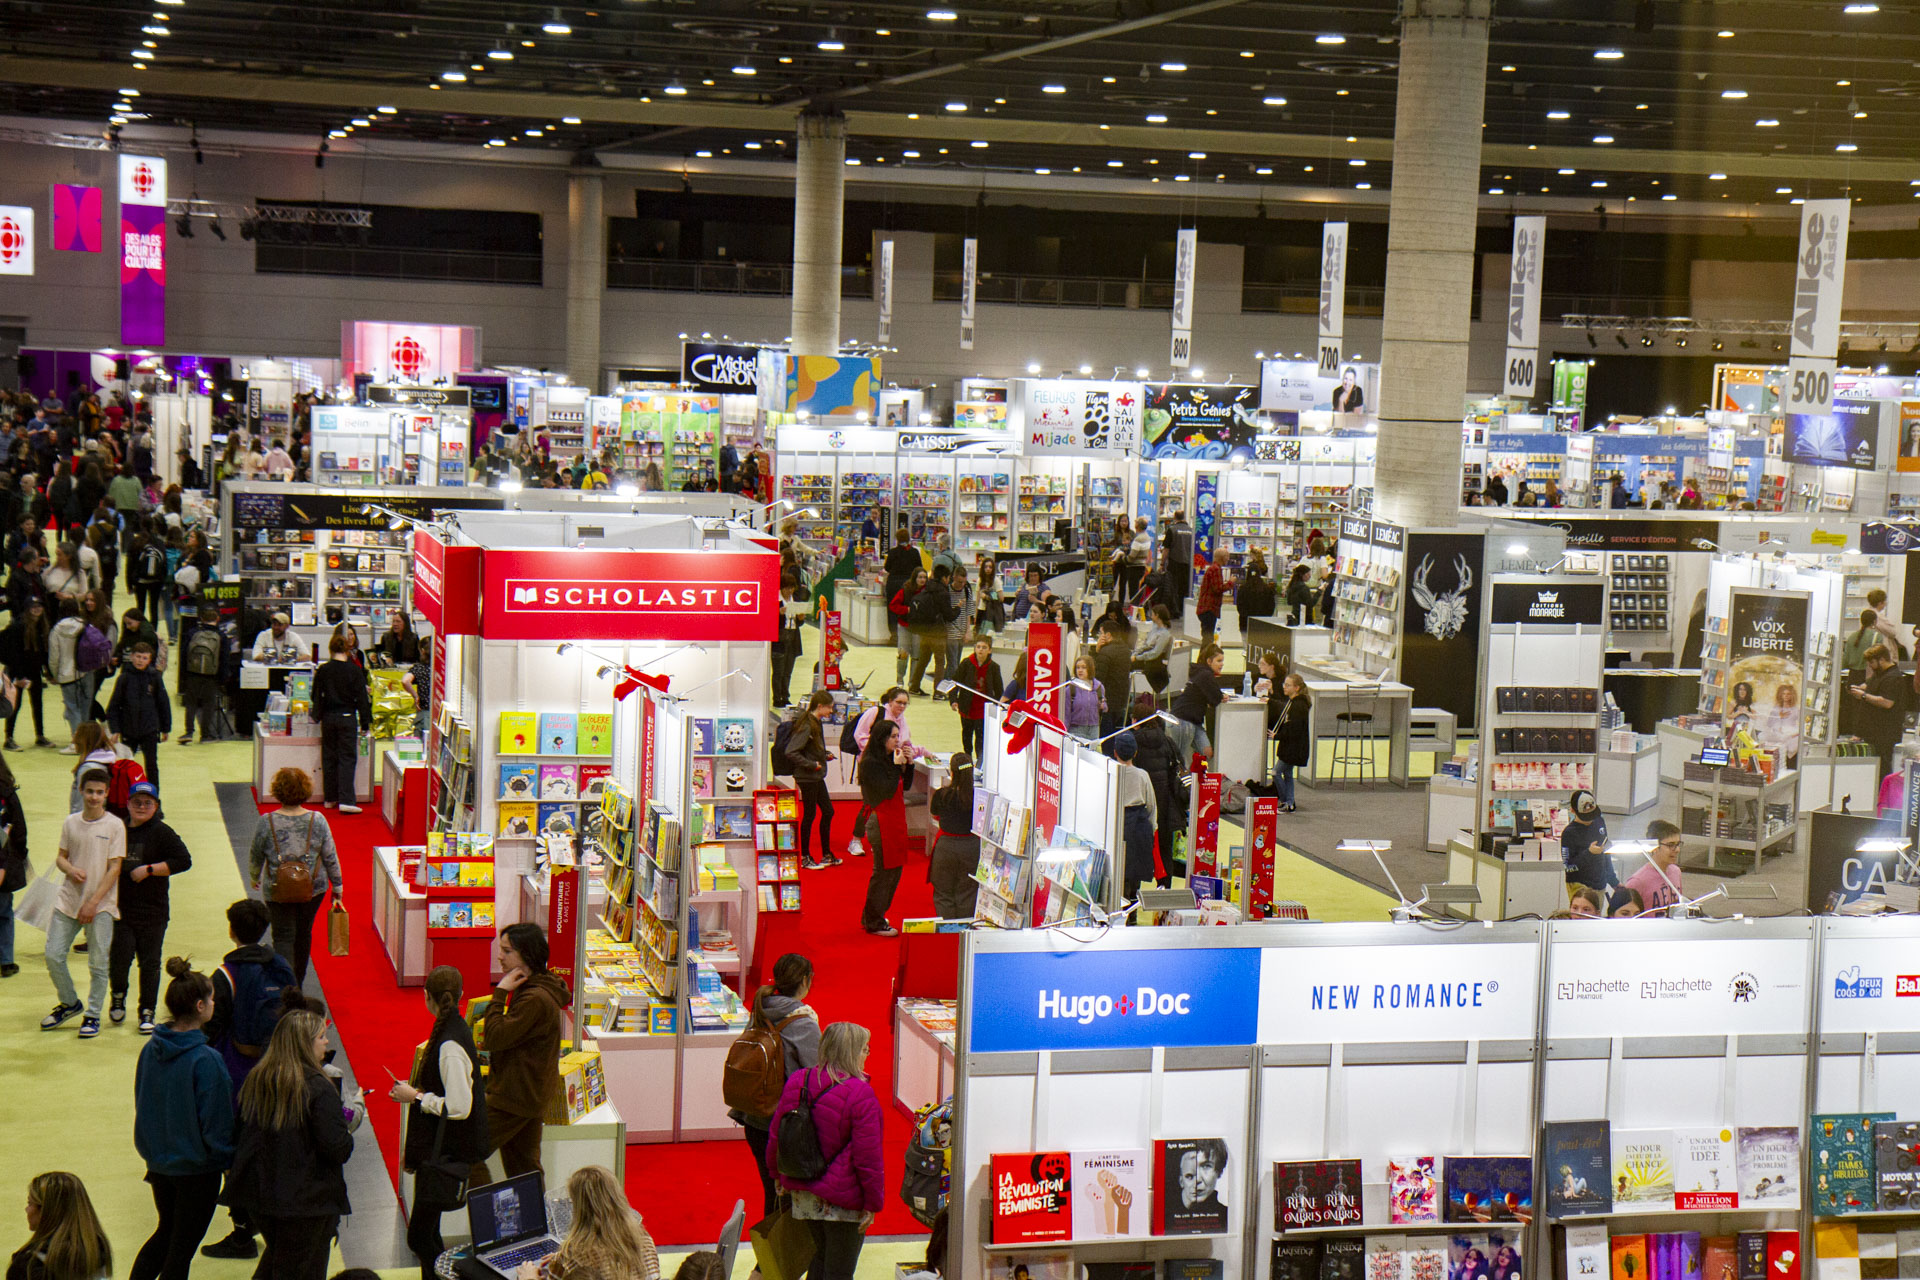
[1072,1149,1151,1241]
[1154,1138,1231,1236]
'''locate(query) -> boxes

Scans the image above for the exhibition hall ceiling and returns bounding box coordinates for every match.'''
[1,0,1916,206]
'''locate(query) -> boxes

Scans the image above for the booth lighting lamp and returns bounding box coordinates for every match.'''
[1856,839,1912,854]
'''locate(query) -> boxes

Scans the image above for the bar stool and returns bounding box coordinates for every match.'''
[1330,682,1381,785]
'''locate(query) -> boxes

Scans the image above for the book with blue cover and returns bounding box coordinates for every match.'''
[1544,1120,1612,1218]
[690,718,715,754]
[499,761,538,800]
[538,712,577,755]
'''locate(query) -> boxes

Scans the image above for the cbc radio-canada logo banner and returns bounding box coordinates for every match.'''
[0,207,33,276]
[390,336,428,380]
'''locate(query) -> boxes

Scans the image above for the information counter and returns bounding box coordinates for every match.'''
[253,723,372,803]
[834,580,893,646]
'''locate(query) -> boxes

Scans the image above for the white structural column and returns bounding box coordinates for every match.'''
[565,167,606,389]
[1373,0,1492,527]
[791,108,848,357]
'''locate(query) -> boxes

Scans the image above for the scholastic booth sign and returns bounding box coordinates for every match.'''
[479,547,781,642]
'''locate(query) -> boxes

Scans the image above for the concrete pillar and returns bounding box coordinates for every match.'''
[1372,0,1491,527]
[565,168,605,390]
[791,109,847,356]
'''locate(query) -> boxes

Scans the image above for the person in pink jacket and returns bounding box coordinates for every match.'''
[764,1022,884,1280]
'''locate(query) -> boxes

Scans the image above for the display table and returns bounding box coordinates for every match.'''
[234,661,315,734]
[380,748,429,843]
[402,1101,626,1241]
[1293,676,1416,789]
[1678,767,1799,872]
[253,723,372,803]
[1603,667,1703,734]
[1655,719,1712,783]
[582,1028,679,1143]
[893,997,956,1116]
[371,845,430,986]
[835,581,893,646]
[1595,738,1661,816]
[1798,751,1880,814]
[1425,776,1478,852]
[1445,839,1568,920]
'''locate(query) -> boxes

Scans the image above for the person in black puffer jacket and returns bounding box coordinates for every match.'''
[1128,695,1187,886]
[1169,644,1227,766]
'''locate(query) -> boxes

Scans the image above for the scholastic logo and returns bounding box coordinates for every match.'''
[1896,975,1920,997]
[501,578,762,614]
[414,552,443,605]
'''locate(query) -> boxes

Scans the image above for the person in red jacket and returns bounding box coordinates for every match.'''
[1195,548,1231,647]
[765,1022,885,1280]
[950,635,1003,759]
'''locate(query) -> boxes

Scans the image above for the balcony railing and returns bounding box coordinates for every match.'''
[254,243,544,285]
[607,258,871,297]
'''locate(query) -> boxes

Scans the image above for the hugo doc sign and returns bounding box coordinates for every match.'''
[480,547,780,643]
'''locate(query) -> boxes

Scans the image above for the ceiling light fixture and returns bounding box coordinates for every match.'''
[1721,88,1747,99]
[1355,182,1372,190]
[1718,28,1734,36]
[970,140,987,148]
[927,9,958,19]
[441,69,466,81]
[945,100,966,111]
[1042,84,1066,93]
[902,149,919,158]
[1837,141,1858,151]
[732,61,756,74]
[1546,110,1570,119]
[1145,113,1168,123]
[1107,160,1123,167]
[542,10,572,34]
[1709,172,1726,180]
[1593,134,1614,143]
[1160,62,1186,71]
[1756,118,1779,127]
[1035,168,1050,174]
[1777,186,1793,194]
[1843,3,1879,12]
[1315,33,1345,44]
[1662,193,1677,201]
[376,105,396,114]
[663,82,686,95]
[1594,48,1624,59]
[1262,96,1287,106]
[818,29,844,49]
[563,116,581,124]
[488,46,513,60]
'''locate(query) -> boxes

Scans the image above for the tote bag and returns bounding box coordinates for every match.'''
[16,869,59,933]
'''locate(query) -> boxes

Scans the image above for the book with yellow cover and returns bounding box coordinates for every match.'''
[499,711,538,755]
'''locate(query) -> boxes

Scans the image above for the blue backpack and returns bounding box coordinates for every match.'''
[219,952,297,1055]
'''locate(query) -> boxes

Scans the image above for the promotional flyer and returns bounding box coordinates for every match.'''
[1724,588,1810,768]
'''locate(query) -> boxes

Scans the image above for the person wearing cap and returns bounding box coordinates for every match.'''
[1559,790,1617,907]
[109,780,192,1034]
[251,612,307,663]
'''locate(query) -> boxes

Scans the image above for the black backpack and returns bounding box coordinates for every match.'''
[775,1071,843,1181]
[219,952,296,1053]
[771,717,797,776]
[839,710,864,756]
[137,541,166,584]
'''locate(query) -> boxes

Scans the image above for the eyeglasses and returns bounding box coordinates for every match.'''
[1657,838,1683,849]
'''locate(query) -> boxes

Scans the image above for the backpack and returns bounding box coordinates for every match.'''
[770,717,797,778]
[136,541,166,584]
[75,623,110,673]
[185,626,222,677]
[909,584,953,627]
[721,1008,806,1120]
[899,1098,953,1227]
[775,1070,843,1181]
[839,709,865,757]
[107,757,148,813]
[219,951,297,1054]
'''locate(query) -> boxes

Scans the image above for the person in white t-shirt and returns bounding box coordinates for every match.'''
[42,765,127,1037]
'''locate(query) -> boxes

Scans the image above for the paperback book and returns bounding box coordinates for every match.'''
[539,764,577,800]
[1072,1149,1151,1240]
[1673,1128,1739,1210]
[1545,1121,1613,1218]
[1153,1138,1230,1236]
[1736,1127,1800,1206]
[499,761,538,799]
[1323,1238,1366,1280]
[1167,1261,1225,1280]
[1812,1114,1892,1215]
[1443,1156,1531,1224]
[1367,1237,1408,1280]
[989,1152,1072,1244]
[1565,1225,1608,1280]
[1274,1241,1324,1280]
[578,713,613,755]
[1611,1129,1676,1210]
[1389,1157,1440,1224]
[1276,1160,1364,1229]
[1875,1122,1920,1212]
[538,711,577,755]
[499,711,537,754]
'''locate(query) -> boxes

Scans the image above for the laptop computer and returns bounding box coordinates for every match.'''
[466,1172,562,1278]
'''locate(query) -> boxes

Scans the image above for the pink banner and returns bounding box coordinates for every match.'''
[51,184,102,253]
[120,204,166,346]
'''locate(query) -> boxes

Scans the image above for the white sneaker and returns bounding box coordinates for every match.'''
[58,744,77,755]
[339,803,362,815]
[847,836,866,856]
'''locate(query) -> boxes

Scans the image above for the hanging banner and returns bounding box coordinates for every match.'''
[1785,396,1877,472]
[1192,773,1222,876]
[821,610,843,690]
[680,341,762,394]
[1141,384,1262,460]
[1260,359,1377,416]
[1170,228,1196,369]
[0,206,33,277]
[1016,379,1142,457]
[877,238,895,346]
[960,236,978,350]
[1317,222,1348,375]
[1192,472,1218,571]
[1135,463,1162,564]
[1401,531,1484,732]
[1248,797,1278,920]
[49,184,101,253]
[547,866,580,987]
[639,695,657,808]
[1026,622,1063,718]
[1724,588,1810,769]
[118,154,167,347]
[1033,732,1064,884]
[1785,198,1850,415]
[1503,215,1545,398]
[1897,401,1920,474]
[785,355,879,417]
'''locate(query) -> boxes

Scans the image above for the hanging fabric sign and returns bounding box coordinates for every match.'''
[118,154,167,346]
[1503,215,1545,398]
[1785,198,1849,415]
[1027,622,1063,718]
[960,236,977,351]
[1318,221,1348,375]
[1170,228,1196,369]
[877,239,895,345]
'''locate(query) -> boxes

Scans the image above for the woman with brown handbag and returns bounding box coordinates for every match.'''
[245,767,343,985]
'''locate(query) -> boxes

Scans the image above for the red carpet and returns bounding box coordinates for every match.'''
[280,792,937,1246]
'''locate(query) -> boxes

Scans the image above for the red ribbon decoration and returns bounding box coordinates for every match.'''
[1002,697,1065,755]
[612,668,672,702]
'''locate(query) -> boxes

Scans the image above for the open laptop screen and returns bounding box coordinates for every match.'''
[468,1172,549,1249]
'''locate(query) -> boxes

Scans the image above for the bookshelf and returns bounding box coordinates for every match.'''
[1328,519,1405,673]
[899,469,954,550]
[236,527,410,635]
[970,788,1035,930]
[1078,473,1128,592]
[957,467,1013,565]
[751,788,803,915]
[1607,553,1671,644]
[1015,472,1070,553]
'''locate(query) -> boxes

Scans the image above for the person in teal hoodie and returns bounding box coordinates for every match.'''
[131,956,235,1280]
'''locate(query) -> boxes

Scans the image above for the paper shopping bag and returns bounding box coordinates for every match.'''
[328,903,351,956]
[16,869,58,933]
[748,1208,817,1280]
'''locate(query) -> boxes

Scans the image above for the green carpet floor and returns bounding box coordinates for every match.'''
[0,625,1385,1280]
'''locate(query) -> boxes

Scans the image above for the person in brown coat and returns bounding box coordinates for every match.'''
[482,922,572,1177]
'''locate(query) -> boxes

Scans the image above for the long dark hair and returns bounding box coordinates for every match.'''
[863,716,898,762]
[932,752,974,822]
[751,952,813,1020]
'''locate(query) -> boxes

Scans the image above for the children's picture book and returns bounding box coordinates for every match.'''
[690,760,715,798]
[499,761,538,800]
[719,762,751,794]
[716,717,756,754]
[989,1254,1071,1280]
[1071,1150,1150,1240]
[538,802,577,839]
[447,902,472,929]
[690,719,715,754]
[499,711,537,754]
[1443,1157,1532,1224]
[1736,1127,1800,1206]
[577,713,613,755]
[577,764,612,803]
[1153,1138,1230,1236]
[1674,1129,1738,1210]
[1811,1113,1891,1215]
[1874,1122,1920,1212]
[989,1152,1071,1243]
[1273,1241,1325,1280]
[1611,1130,1676,1209]
[712,804,753,840]
[539,764,577,800]
[1543,1120,1605,1220]
[1565,1225,1609,1280]
[1389,1157,1440,1224]
[498,803,537,838]
[538,711,578,755]
[427,903,450,928]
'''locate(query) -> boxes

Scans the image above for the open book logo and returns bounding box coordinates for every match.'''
[513,586,539,604]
